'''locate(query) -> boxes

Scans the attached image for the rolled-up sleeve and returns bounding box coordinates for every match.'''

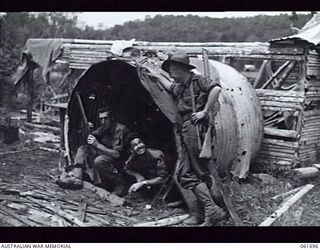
[198,75,221,93]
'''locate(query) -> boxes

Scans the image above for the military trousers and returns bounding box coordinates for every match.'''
[74,145,123,190]
[176,120,213,190]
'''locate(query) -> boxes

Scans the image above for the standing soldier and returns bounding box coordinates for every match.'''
[149,52,226,226]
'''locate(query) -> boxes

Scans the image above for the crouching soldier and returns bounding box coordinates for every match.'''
[124,132,169,198]
[57,107,128,196]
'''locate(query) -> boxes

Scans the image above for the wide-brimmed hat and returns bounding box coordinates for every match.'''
[162,52,196,73]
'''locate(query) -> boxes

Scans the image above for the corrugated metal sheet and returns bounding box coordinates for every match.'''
[191,59,263,178]
[270,14,320,46]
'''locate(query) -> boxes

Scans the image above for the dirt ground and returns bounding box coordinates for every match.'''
[1,124,320,227]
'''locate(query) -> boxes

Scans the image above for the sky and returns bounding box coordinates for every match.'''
[77,11,309,29]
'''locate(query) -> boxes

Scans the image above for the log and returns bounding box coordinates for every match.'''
[292,167,320,178]
[38,147,60,153]
[23,121,60,133]
[82,181,125,206]
[0,148,34,156]
[259,184,314,226]
[133,214,189,227]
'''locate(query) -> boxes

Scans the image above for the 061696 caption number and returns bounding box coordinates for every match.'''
[300,244,319,248]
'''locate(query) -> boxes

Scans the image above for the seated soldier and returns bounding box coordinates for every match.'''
[124,132,169,197]
[58,107,128,196]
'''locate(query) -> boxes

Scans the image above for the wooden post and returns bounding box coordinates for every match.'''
[26,68,34,123]
[59,107,66,149]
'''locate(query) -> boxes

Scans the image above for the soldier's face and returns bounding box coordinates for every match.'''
[99,111,112,130]
[168,64,185,82]
[130,138,146,155]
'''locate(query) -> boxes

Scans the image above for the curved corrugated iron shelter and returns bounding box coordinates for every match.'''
[66,57,263,179]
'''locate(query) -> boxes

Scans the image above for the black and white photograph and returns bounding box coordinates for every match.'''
[1,11,320,235]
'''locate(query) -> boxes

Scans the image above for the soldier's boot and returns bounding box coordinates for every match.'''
[112,176,127,197]
[210,181,225,209]
[183,199,204,225]
[193,182,226,227]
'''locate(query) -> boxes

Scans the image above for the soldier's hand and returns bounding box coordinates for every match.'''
[191,111,207,124]
[88,122,94,129]
[128,182,144,193]
[87,134,99,147]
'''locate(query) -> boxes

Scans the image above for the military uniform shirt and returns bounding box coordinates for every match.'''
[125,148,169,180]
[93,123,128,154]
[169,73,221,116]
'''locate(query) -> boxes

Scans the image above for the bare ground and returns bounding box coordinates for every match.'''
[1,127,320,227]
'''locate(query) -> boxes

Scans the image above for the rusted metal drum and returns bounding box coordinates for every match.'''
[66,58,263,179]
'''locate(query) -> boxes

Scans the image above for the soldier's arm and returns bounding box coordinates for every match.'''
[142,176,166,186]
[88,135,120,159]
[95,143,120,159]
[125,169,145,182]
[146,67,173,91]
[203,85,221,115]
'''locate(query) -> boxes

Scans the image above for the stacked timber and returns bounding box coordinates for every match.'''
[305,79,320,102]
[305,50,320,101]
[306,50,320,79]
[56,39,305,70]
[255,89,304,169]
[256,89,304,112]
[62,43,113,69]
[299,110,320,166]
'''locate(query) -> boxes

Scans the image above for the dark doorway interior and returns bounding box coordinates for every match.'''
[69,60,178,172]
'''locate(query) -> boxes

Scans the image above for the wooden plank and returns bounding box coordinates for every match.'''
[271,186,304,202]
[0,205,40,226]
[262,138,299,148]
[261,106,299,112]
[26,197,87,227]
[264,127,299,139]
[133,214,189,227]
[0,210,24,226]
[23,121,60,133]
[261,61,291,89]
[258,96,304,103]
[82,181,125,206]
[259,100,303,109]
[208,161,243,226]
[78,203,87,222]
[259,184,314,226]
[256,89,305,98]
